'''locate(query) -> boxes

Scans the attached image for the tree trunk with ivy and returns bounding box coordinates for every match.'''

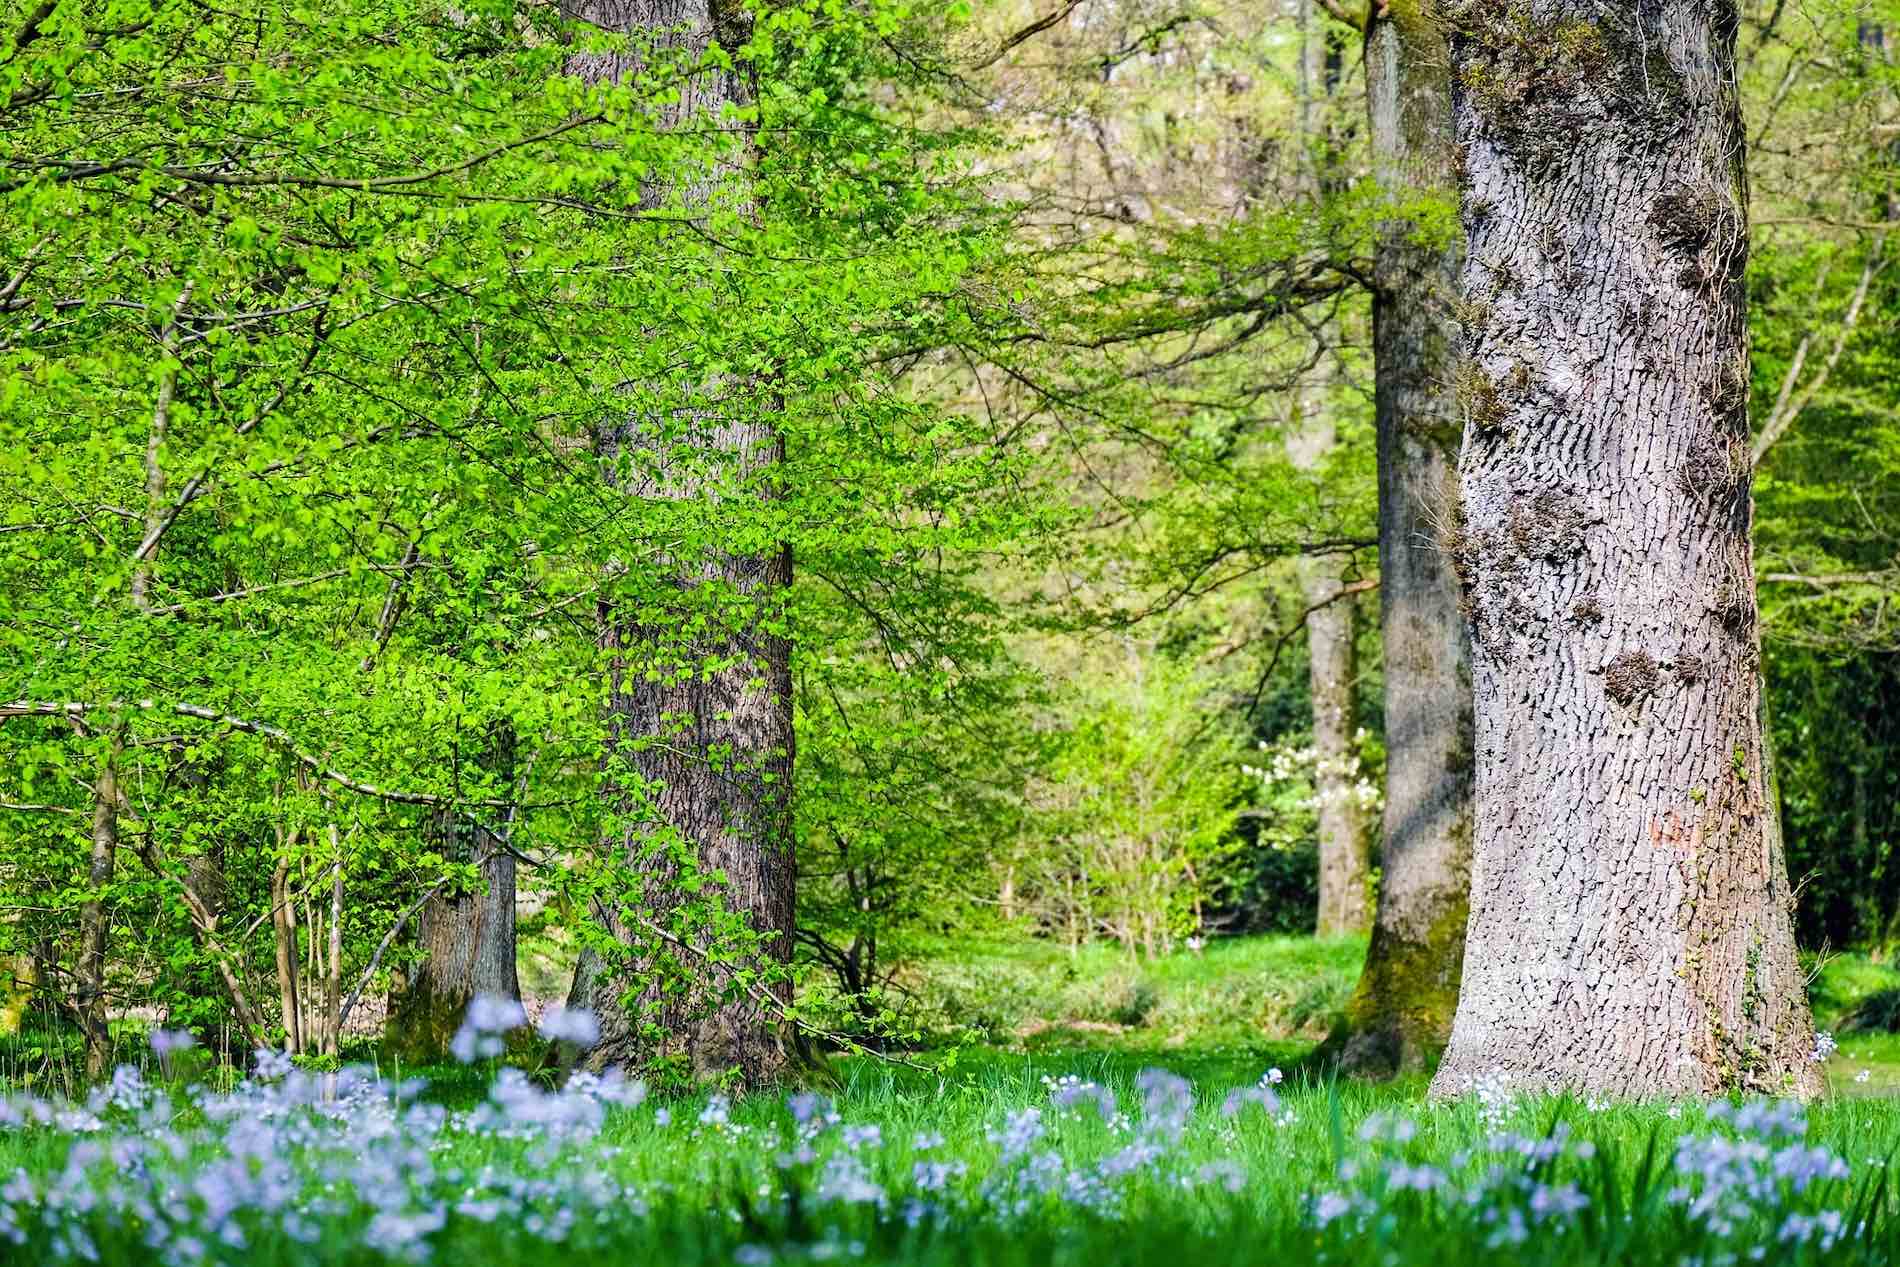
[563,0,795,1088]
[1428,0,1821,1098]
[1327,3,1475,1078]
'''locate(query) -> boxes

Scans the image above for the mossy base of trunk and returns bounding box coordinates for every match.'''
[382,990,531,1066]
[1316,897,1467,1079]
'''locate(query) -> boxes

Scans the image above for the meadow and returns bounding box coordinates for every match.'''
[6,936,1900,1266]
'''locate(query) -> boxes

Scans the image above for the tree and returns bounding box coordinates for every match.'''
[1428,0,1821,1098]
[1327,1,1474,1076]
[386,729,523,1062]
[560,0,796,1087]
[0,0,628,1073]
[1291,0,1372,939]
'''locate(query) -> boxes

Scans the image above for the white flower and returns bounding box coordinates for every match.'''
[536,1006,600,1049]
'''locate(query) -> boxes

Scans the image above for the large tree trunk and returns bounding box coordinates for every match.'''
[1291,0,1370,939]
[386,726,520,1060]
[563,0,795,1088]
[1428,0,1821,1098]
[1330,5,1475,1077]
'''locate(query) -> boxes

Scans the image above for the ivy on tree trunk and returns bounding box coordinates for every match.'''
[564,0,796,1089]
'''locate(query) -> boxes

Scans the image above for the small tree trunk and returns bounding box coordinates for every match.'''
[564,0,795,1088]
[323,836,343,1057]
[272,846,303,1054]
[1290,0,1369,939]
[154,839,270,1052]
[1428,0,1821,1098]
[1328,2,1475,1078]
[1303,580,1370,935]
[131,284,190,613]
[79,739,120,1080]
[303,882,319,1043]
[386,810,520,1061]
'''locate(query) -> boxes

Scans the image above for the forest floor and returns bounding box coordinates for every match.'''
[11,935,1900,1265]
[882,932,1900,1095]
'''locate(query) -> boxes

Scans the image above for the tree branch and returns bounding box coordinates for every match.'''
[1754,239,1885,464]
[0,699,525,808]
[1244,578,1379,717]
[969,0,1084,70]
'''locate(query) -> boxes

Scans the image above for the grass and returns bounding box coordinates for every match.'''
[890,932,1365,1055]
[10,1054,1900,1265]
[11,934,1900,1264]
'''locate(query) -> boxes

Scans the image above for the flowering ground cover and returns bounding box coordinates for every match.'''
[6,1023,1900,1267]
[5,938,1900,1266]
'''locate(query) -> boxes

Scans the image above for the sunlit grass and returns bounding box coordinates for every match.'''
[8,935,1900,1264]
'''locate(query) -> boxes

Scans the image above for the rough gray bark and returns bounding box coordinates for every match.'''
[563,0,795,1088]
[1428,0,1821,1098]
[1291,0,1370,938]
[1329,4,1475,1077]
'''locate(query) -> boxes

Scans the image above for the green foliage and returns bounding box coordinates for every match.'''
[894,933,1364,1050]
[0,0,1055,1071]
[1007,654,1249,957]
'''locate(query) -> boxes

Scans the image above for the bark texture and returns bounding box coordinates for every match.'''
[564,0,795,1087]
[1291,0,1370,939]
[386,812,520,1061]
[1330,4,1475,1077]
[1428,0,1821,1098]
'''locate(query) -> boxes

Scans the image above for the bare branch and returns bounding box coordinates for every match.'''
[1754,239,1885,464]
[1244,578,1379,717]
[151,569,352,616]
[0,699,524,808]
[969,0,1085,70]
[1762,570,1898,588]
[8,112,606,195]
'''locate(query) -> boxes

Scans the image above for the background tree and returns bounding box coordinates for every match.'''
[1325,0,1474,1078]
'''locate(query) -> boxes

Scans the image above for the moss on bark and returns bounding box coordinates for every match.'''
[1320,884,1470,1078]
